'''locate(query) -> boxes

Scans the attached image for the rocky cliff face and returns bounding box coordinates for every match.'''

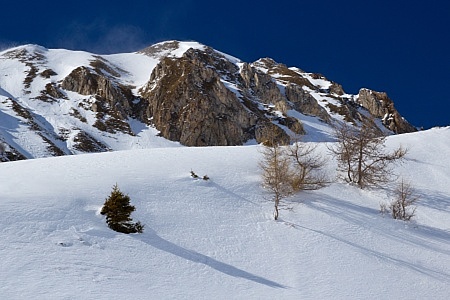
[139,48,299,146]
[0,41,416,160]
[140,50,256,146]
[357,89,416,133]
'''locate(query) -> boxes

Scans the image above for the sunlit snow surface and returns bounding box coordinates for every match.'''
[0,127,449,299]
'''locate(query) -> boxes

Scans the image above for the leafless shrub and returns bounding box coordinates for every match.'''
[390,179,419,221]
[379,201,388,215]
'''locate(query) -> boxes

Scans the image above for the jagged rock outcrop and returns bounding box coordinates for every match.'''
[140,50,257,146]
[61,66,133,117]
[357,89,416,133]
[285,83,331,122]
[253,58,315,89]
[139,48,297,146]
[239,62,286,104]
[329,82,345,95]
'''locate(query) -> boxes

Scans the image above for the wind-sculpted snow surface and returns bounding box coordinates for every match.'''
[0,127,449,299]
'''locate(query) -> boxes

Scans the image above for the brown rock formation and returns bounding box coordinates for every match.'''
[357,89,416,133]
[140,50,257,146]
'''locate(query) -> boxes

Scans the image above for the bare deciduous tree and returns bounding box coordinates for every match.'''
[390,179,419,221]
[260,135,329,220]
[329,119,407,188]
[260,142,293,220]
[287,141,329,191]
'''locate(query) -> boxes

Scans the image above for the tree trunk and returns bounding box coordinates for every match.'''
[274,195,280,220]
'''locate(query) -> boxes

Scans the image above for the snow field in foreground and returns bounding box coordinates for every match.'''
[0,128,449,299]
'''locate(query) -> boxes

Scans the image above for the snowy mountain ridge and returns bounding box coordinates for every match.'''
[0,41,416,160]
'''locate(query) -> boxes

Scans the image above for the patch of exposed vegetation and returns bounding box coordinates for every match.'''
[93,118,108,132]
[10,99,34,121]
[34,94,57,103]
[3,48,48,93]
[89,99,134,135]
[23,63,39,92]
[93,113,133,135]
[9,98,66,156]
[38,133,65,156]
[40,69,57,78]
[2,146,27,162]
[34,83,67,102]
[69,108,87,123]
[58,128,71,141]
[73,131,110,153]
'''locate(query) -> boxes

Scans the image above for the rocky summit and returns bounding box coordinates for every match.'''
[0,41,416,160]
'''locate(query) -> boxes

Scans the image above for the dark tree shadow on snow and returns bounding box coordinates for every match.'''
[291,222,450,283]
[290,193,450,282]
[135,228,287,289]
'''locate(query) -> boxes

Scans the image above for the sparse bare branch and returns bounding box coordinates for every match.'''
[329,118,407,188]
[287,141,330,191]
[390,179,419,221]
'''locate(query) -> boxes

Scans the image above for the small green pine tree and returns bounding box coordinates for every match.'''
[101,184,144,234]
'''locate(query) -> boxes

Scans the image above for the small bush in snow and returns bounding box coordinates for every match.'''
[190,170,209,181]
[101,184,144,234]
[390,179,419,221]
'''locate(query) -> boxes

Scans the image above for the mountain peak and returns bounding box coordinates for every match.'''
[0,40,416,160]
[137,40,206,58]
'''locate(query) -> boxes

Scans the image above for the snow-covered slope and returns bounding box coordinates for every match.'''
[0,127,449,299]
[0,41,416,160]
[0,43,184,159]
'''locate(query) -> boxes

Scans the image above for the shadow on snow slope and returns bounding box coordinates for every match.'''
[291,192,450,282]
[136,228,287,289]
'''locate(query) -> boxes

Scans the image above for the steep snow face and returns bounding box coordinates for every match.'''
[0,127,449,299]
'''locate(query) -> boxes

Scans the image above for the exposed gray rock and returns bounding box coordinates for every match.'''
[285,83,331,122]
[61,66,132,117]
[239,62,286,104]
[140,51,258,146]
[357,89,416,133]
[138,41,180,58]
[253,58,315,89]
[255,121,290,146]
[329,82,345,95]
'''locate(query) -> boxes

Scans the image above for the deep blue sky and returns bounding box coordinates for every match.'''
[1,1,449,128]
